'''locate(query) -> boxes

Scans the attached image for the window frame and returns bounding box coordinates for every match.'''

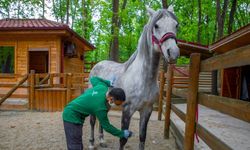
[0,44,16,76]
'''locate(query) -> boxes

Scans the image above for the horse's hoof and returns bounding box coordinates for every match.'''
[99,143,108,148]
[88,145,95,150]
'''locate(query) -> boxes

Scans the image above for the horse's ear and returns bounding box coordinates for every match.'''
[146,7,155,17]
[167,5,175,13]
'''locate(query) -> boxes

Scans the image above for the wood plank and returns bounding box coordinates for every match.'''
[198,93,250,122]
[184,53,201,150]
[197,124,232,150]
[172,88,188,98]
[201,45,250,72]
[170,120,184,150]
[171,104,186,122]
[158,71,165,120]
[170,104,232,150]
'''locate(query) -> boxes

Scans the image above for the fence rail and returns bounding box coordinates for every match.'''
[159,44,250,150]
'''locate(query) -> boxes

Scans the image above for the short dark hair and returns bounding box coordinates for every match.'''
[108,88,126,101]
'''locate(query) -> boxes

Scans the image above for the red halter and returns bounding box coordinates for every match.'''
[152,32,177,53]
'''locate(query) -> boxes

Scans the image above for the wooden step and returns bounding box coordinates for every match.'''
[0,98,28,111]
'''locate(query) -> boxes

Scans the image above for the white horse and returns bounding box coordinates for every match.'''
[89,6,179,150]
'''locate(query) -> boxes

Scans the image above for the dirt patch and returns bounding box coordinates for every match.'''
[0,111,178,150]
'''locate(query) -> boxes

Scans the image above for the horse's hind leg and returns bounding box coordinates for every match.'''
[89,115,96,149]
[139,106,153,150]
[119,107,134,150]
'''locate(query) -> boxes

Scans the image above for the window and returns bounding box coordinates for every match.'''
[0,46,15,73]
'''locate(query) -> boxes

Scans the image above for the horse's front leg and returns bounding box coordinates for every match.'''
[98,126,108,147]
[89,115,96,149]
[139,106,153,150]
[119,106,134,150]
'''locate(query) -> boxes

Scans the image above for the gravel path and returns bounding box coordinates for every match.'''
[0,110,178,150]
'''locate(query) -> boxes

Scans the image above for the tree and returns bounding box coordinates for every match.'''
[216,0,229,39]
[197,0,202,43]
[109,0,120,61]
[228,0,237,34]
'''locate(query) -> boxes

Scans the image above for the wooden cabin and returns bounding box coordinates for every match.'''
[0,19,95,110]
[210,24,250,100]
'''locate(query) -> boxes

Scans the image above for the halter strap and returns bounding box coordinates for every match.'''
[152,32,177,53]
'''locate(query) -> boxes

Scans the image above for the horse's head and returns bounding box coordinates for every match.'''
[147,6,180,64]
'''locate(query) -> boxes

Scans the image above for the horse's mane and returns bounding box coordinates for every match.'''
[124,9,178,71]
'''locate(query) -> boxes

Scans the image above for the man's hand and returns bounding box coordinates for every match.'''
[123,130,133,139]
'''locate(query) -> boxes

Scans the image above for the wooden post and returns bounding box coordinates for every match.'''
[164,64,174,139]
[35,74,39,85]
[66,73,72,103]
[29,70,35,110]
[158,70,166,120]
[184,53,201,150]
[49,74,54,87]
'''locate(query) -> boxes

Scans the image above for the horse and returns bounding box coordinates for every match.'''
[88,6,179,150]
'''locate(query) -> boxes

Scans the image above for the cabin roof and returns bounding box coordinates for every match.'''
[209,23,250,54]
[0,18,95,50]
[177,39,213,60]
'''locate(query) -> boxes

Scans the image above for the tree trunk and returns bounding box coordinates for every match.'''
[197,0,202,43]
[228,0,237,34]
[66,0,70,25]
[162,0,168,9]
[109,0,119,61]
[216,0,229,39]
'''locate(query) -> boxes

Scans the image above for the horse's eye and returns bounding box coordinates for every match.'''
[154,24,159,29]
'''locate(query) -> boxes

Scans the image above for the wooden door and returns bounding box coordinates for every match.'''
[221,67,241,99]
[29,51,48,73]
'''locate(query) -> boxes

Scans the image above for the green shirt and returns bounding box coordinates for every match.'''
[62,76,124,138]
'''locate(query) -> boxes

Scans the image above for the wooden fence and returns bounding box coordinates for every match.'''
[29,72,89,111]
[159,44,250,149]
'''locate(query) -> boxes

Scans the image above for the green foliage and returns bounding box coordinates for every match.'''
[176,56,190,66]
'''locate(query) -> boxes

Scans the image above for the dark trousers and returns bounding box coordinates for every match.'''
[63,121,83,150]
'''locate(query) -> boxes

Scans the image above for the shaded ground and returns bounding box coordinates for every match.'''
[0,110,178,150]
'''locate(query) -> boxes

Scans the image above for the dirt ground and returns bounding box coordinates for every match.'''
[0,110,178,150]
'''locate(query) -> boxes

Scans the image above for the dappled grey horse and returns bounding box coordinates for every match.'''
[88,6,179,150]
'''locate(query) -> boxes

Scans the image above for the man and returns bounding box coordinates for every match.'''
[62,76,132,150]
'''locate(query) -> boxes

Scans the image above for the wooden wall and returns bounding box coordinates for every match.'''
[0,35,61,96]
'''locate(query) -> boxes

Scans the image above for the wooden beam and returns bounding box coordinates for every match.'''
[184,53,201,150]
[158,71,166,120]
[164,65,174,139]
[201,45,250,72]
[197,124,232,150]
[171,104,186,122]
[171,103,232,150]
[29,71,35,109]
[198,93,250,122]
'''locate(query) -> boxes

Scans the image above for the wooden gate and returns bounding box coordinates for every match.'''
[29,72,89,112]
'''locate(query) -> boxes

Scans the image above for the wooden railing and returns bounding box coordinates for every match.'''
[162,44,250,150]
